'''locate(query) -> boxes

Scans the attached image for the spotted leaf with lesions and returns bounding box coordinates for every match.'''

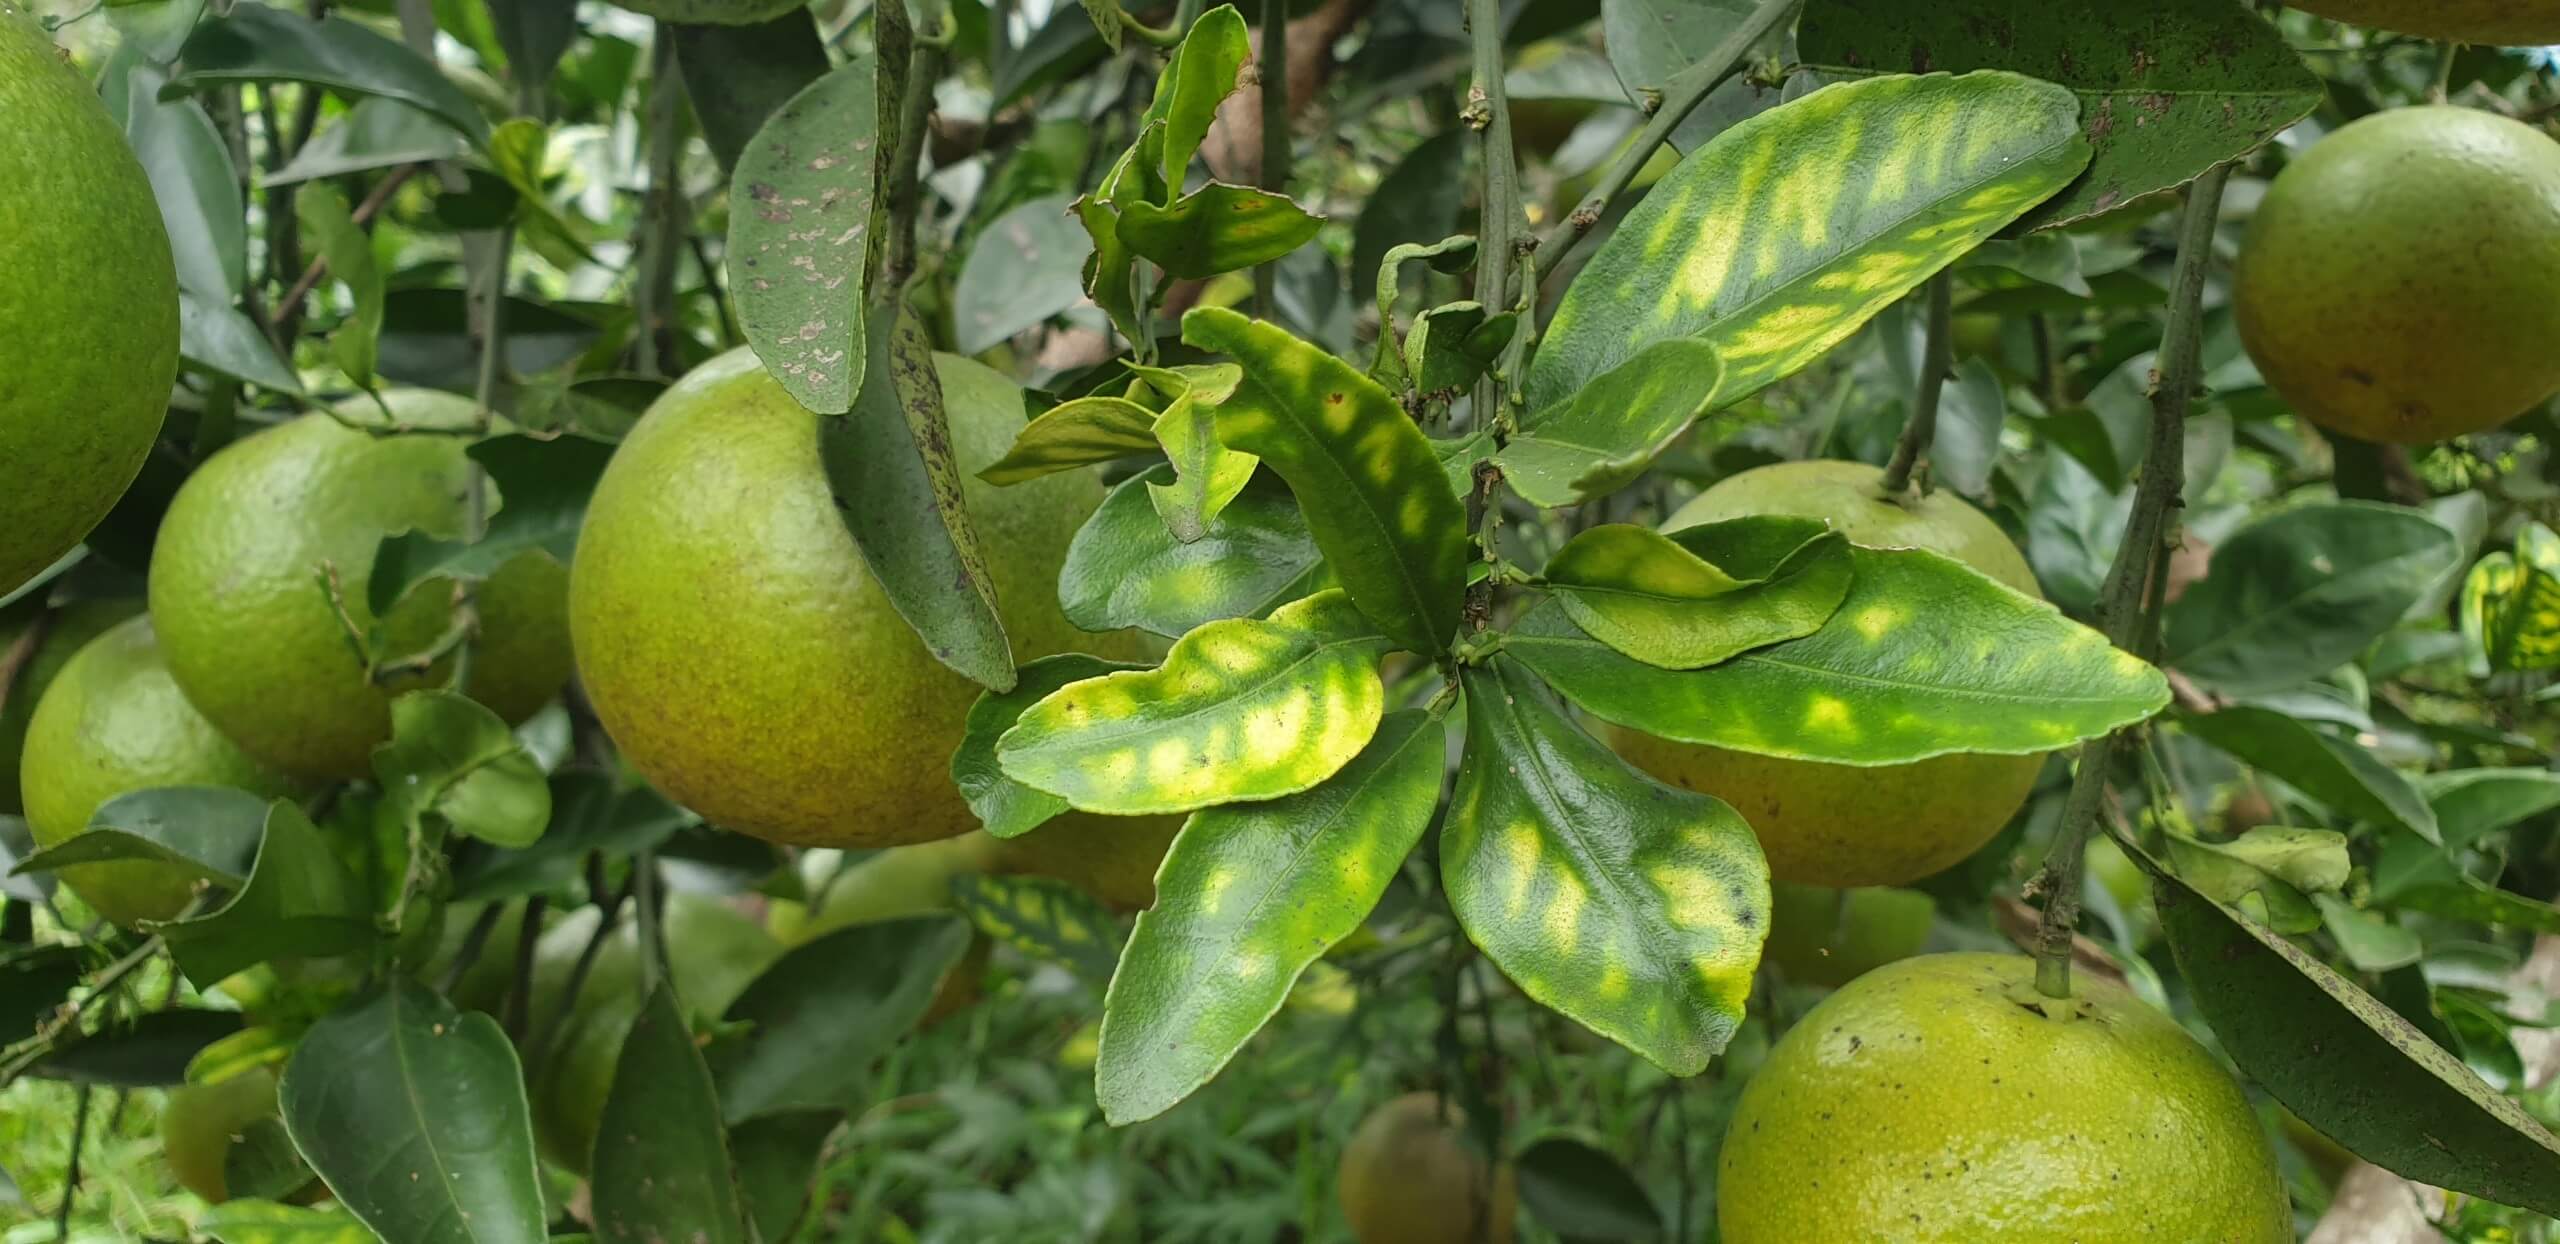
[996,589,1390,815]
[2462,523,2560,675]
[1521,72,2088,488]
[1443,658,1768,1076]
[1510,540,2167,765]
[1185,307,1468,656]
[1099,709,1446,1124]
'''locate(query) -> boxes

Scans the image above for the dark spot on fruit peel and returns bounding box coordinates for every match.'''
[2340,365,2375,386]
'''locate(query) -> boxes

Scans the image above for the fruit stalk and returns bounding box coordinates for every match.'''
[1527,0,1798,285]
[1878,271,1953,495]
[2031,162,2231,999]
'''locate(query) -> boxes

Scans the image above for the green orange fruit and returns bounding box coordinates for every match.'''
[1761,881,1936,988]
[1719,952,2290,1242]
[148,395,575,779]
[571,347,1135,849]
[0,8,180,596]
[2286,0,2560,43]
[19,616,301,926]
[991,813,1183,911]
[0,597,143,812]
[1338,1093,1518,1244]
[2235,106,2560,444]
[1607,460,2045,887]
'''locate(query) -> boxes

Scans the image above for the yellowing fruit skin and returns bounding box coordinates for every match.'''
[1608,460,2044,887]
[19,616,302,926]
[2235,106,2560,444]
[148,396,575,779]
[1719,953,2290,1243]
[0,9,180,596]
[2287,0,2560,42]
[1338,1093,1517,1244]
[571,347,1133,849]
[0,597,144,812]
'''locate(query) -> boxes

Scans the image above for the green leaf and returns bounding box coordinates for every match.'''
[280,982,545,1244]
[2164,826,2348,936]
[2136,840,2560,1217]
[709,915,973,1123]
[1147,384,1257,543]
[299,183,385,386]
[178,289,304,393]
[1353,137,1472,306]
[1444,659,1768,1075]
[979,393,1160,485]
[2162,502,2456,696]
[158,802,373,989]
[948,872,1125,983]
[1599,0,1790,154]
[0,948,83,1048]
[1500,340,1724,506]
[1142,3,1250,190]
[1405,303,1516,400]
[955,655,1148,840]
[999,590,1389,815]
[1526,72,2089,424]
[2427,767,2560,853]
[1543,519,1852,670]
[483,0,576,91]
[174,6,490,145]
[2179,706,2438,844]
[728,1111,838,1244]
[955,192,1094,355]
[1186,308,1468,655]
[452,774,694,902]
[26,1008,242,1087]
[727,53,877,415]
[1510,543,2166,764]
[670,11,832,174]
[201,1200,379,1244]
[1074,149,1149,348]
[13,786,266,889]
[268,98,470,186]
[1098,710,1446,1124]
[1060,467,1329,638]
[1515,1135,1666,1242]
[2462,523,2560,674]
[367,433,612,616]
[592,983,748,1244]
[372,691,552,850]
[1119,185,1327,279]
[821,313,1015,692]
[122,65,243,302]
[1798,0,2321,232]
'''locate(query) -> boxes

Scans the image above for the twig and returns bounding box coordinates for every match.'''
[2031,163,2232,1000]
[1527,0,1798,285]
[501,895,547,1042]
[53,1082,90,1240]
[528,866,636,1079]
[1880,271,1954,494]
[1462,0,1521,361]
[270,164,421,329]
[879,1,943,292]
[1252,0,1289,315]
[435,901,507,995]
[0,935,169,1085]
[633,33,688,377]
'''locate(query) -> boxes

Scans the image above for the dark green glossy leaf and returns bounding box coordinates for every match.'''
[175,7,490,145]
[2428,768,2560,853]
[1527,73,2088,419]
[368,433,611,616]
[484,0,578,90]
[13,785,266,888]
[592,983,747,1244]
[1444,658,1768,1075]
[279,981,546,1244]
[1799,0,2320,232]
[2162,502,2456,696]
[372,691,552,850]
[452,773,694,902]
[955,655,1147,839]
[0,947,83,1048]
[2179,706,2437,843]
[948,872,1125,982]
[980,393,1160,485]
[955,193,1093,354]
[821,318,1015,692]
[1511,542,2166,764]
[28,1009,240,1086]
[200,1200,378,1244]
[1099,711,1445,1124]
[999,590,1389,815]
[1501,340,1723,506]
[1515,1135,1665,1241]
[709,915,973,1122]
[177,289,303,393]
[1060,467,1328,638]
[1187,308,1467,655]
[670,11,831,174]
[1119,185,1326,279]
[727,53,876,414]
[729,1111,838,1244]
[157,801,372,988]
[1544,519,1852,670]
[2139,841,2560,1216]
[123,65,242,302]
